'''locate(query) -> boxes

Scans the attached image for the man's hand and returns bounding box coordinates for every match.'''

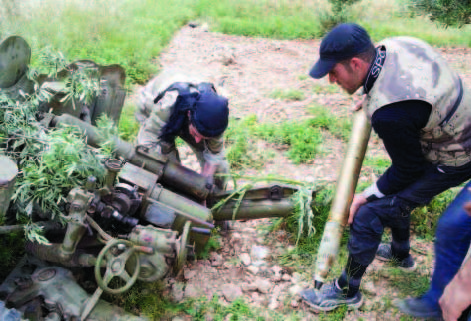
[348,194,367,224]
[352,94,366,111]
[201,162,217,183]
[439,266,471,321]
[439,201,471,321]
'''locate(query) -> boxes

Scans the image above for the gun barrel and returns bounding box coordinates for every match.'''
[314,110,371,287]
[50,114,215,199]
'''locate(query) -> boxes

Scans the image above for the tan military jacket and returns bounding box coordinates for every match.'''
[364,37,471,166]
[136,69,225,169]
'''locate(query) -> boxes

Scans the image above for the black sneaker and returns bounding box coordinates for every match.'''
[300,280,363,312]
[376,243,416,271]
[394,296,442,319]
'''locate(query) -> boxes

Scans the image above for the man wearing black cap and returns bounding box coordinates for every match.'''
[301,23,471,318]
[136,69,230,189]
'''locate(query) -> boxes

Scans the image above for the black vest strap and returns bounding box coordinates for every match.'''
[439,77,463,127]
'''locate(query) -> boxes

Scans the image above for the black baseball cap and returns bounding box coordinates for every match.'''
[309,23,373,79]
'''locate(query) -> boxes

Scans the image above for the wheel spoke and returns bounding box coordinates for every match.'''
[120,270,132,283]
[118,247,135,262]
[103,269,114,285]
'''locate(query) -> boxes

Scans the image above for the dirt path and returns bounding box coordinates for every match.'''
[146,25,471,320]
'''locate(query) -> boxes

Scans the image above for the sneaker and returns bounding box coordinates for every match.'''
[300,280,363,312]
[376,243,416,271]
[394,296,442,319]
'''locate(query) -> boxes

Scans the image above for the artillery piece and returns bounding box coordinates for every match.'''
[0,36,314,320]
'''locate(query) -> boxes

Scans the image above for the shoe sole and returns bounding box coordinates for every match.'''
[303,296,364,313]
[375,254,417,272]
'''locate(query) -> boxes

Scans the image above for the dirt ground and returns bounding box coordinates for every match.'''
[141,24,471,320]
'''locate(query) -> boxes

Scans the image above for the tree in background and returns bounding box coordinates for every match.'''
[411,0,471,27]
[319,0,362,35]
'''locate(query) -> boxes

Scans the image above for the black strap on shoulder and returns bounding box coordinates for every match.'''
[439,77,463,127]
[153,82,195,104]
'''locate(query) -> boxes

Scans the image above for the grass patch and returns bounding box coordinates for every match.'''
[257,120,323,164]
[363,156,391,175]
[312,83,339,94]
[387,268,431,297]
[197,234,222,260]
[225,116,275,170]
[411,188,459,240]
[269,89,305,101]
[227,111,353,167]
[118,102,140,142]
[1,0,196,85]
[194,0,327,39]
[307,105,352,140]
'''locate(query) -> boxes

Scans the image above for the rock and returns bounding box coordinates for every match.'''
[187,21,199,28]
[246,266,260,275]
[239,253,251,266]
[171,283,185,302]
[289,284,304,296]
[281,273,292,282]
[240,282,258,292]
[183,269,197,280]
[256,237,265,244]
[231,232,242,242]
[210,253,223,267]
[268,300,279,310]
[184,284,202,299]
[222,284,243,302]
[251,260,267,267]
[251,291,260,302]
[220,53,235,66]
[257,229,269,237]
[290,299,300,308]
[254,277,272,293]
[271,274,282,282]
[291,272,304,284]
[172,317,186,321]
[268,284,285,310]
[251,246,269,261]
[200,23,209,32]
[271,266,283,282]
[363,281,377,295]
[271,266,283,274]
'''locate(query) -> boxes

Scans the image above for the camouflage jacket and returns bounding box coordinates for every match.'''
[363,37,471,167]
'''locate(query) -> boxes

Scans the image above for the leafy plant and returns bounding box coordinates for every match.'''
[410,0,471,27]
[0,50,115,243]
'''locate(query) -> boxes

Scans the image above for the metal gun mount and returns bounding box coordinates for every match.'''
[0,133,312,320]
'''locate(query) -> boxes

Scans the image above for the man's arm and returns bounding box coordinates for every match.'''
[440,251,471,321]
[349,100,431,223]
[368,100,432,196]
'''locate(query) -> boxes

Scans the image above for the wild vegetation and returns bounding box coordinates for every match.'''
[0,0,469,319]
